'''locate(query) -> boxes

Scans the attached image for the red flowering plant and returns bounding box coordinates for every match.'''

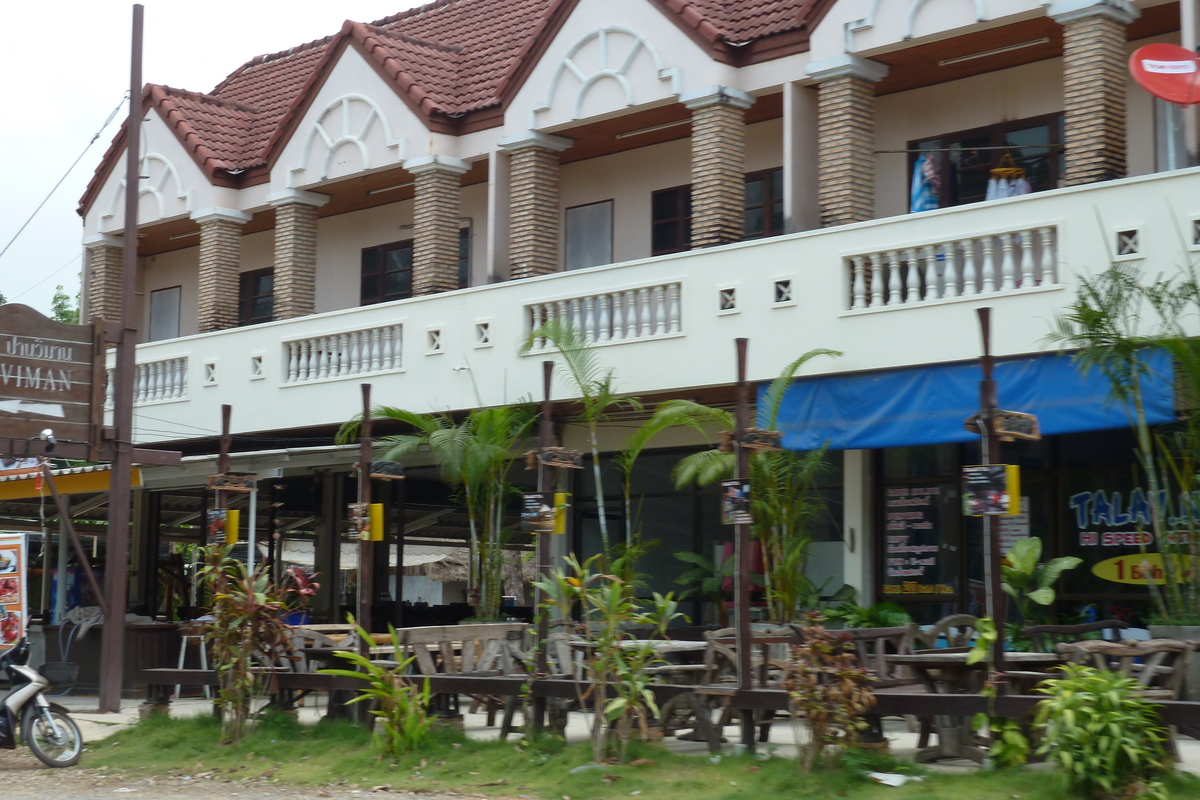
[279,566,321,620]
[782,612,876,772]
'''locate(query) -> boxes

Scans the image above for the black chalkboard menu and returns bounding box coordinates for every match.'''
[881,483,958,598]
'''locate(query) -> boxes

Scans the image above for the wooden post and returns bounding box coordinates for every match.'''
[977,308,1007,682]
[733,338,756,748]
[357,384,373,642]
[99,3,143,713]
[532,359,554,731]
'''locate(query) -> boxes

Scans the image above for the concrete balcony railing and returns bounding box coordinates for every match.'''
[116,166,1200,445]
[847,226,1058,310]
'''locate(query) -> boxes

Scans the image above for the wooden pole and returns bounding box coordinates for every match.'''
[733,338,756,748]
[357,384,373,642]
[977,308,1007,682]
[99,3,143,713]
[532,359,554,731]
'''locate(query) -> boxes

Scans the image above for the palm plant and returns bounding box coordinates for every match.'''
[1048,263,1200,623]
[521,318,643,556]
[338,405,535,620]
[662,348,841,623]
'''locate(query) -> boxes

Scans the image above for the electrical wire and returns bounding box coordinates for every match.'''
[0,93,128,263]
[8,251,81,303]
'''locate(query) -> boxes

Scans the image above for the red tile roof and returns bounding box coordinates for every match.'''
[82,0,821,214]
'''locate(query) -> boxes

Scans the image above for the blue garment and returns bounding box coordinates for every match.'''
[910,154,940,213]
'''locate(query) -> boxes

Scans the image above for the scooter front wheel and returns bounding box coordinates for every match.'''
[22,705,82,767]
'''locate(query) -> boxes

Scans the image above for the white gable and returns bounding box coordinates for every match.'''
[810,0,1049,60]
[89,107,208,234]
[507,0,735,133]
[273,44,432,191]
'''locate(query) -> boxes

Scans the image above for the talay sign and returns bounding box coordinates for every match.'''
[0,305,98,447]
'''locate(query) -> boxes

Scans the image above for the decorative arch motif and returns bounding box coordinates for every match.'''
[100,152,191,229]
[845,0,988,51]
[531,26,681,127]
[289,93,405,185]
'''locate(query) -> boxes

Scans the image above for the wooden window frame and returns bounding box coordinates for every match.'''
[237,268,274,327]
[907,113,1064,209]
[651,167,784,255]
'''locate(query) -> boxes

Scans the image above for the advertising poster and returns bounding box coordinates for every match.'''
[521,492,556,534]
[962,464,1021,516]
[881,484,957,597]
[720,479,752,525]
[0,534,26,652]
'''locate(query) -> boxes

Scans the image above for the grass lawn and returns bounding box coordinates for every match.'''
[86,714,1200,800]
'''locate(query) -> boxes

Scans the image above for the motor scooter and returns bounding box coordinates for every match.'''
[0,639,82,767]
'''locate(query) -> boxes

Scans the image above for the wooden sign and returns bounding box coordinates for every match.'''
[208,472,258,493]
[0,305,97,447]
[994,410,1041,442]
[539,447,584,469]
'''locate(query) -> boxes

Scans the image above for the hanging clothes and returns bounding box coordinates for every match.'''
[910,154,941,212]
[1010,177,1033,196]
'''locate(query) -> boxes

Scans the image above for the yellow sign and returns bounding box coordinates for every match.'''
[1092,553,1193,585]
[553,492,570,535]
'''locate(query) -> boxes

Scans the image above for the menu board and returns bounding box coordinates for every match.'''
[0,534,26,651]
[882,485,956,597]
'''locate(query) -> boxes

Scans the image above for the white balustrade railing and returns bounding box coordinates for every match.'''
[526,282,682,348]
[106,356,189,408]
[846,226,1058,310]
[283,324,403,385]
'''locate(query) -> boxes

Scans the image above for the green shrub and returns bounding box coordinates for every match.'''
[1035,663,1171,799]
[319,621,433,759]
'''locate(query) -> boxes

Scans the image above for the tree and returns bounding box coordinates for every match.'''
[662,348,842,623]
[50,285,78,324]
[338,405,535,620]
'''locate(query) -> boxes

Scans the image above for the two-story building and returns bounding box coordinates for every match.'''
[74,0,1195,624]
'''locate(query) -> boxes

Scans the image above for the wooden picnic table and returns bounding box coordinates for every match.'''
[886,651,1062,763]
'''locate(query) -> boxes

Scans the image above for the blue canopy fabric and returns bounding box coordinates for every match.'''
[763,350,1175,452]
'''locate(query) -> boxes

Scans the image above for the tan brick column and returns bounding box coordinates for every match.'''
[193,207,251,333]
[83,234,123,323]
[403,155,471,295]
[805,56,888,227]
[682,87,755,249]
[1050,0,1139,185]
[499,132,572,280]
[269,189,328,318]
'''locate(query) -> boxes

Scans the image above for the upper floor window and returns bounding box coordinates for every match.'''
[238,269,273,326]
[651,167,783,255]
[908,115,1064,209]
[565,200,614,270]
[362,229,469,305]
[148,286,181,341]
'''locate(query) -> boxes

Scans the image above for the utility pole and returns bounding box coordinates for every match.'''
[98,3,143,713]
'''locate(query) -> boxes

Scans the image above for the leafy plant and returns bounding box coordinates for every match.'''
[521,319,643,556]
[825,601,912,629]
[198,545,293,744]
[666,348,842,622]
[533,554,685,763]
[672,551,736,627]
[319,620,433,759]
[782,613,876,772]
[1001,536,1081,623]
[279,566,321,615]
[337,405,535,620]
[1048,263,1200,624]
[964,616,1031,768]
[1035,663,1171,799]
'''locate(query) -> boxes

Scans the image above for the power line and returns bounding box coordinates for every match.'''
[0,93,128,263]
[8,252,81,303]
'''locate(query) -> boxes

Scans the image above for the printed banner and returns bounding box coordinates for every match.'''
[0,533,26,651]
[720,479,752,525]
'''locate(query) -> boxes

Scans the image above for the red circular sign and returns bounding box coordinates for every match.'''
[1129,43,1200,106]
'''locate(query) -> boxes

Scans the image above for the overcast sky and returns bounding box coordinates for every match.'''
[0,0,424,318]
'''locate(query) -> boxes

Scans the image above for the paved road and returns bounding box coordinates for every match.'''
[0,749,462,800]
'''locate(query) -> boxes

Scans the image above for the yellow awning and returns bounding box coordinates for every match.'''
[0,466,143,501]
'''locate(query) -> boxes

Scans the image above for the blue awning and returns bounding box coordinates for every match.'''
[764,350,1175,451]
